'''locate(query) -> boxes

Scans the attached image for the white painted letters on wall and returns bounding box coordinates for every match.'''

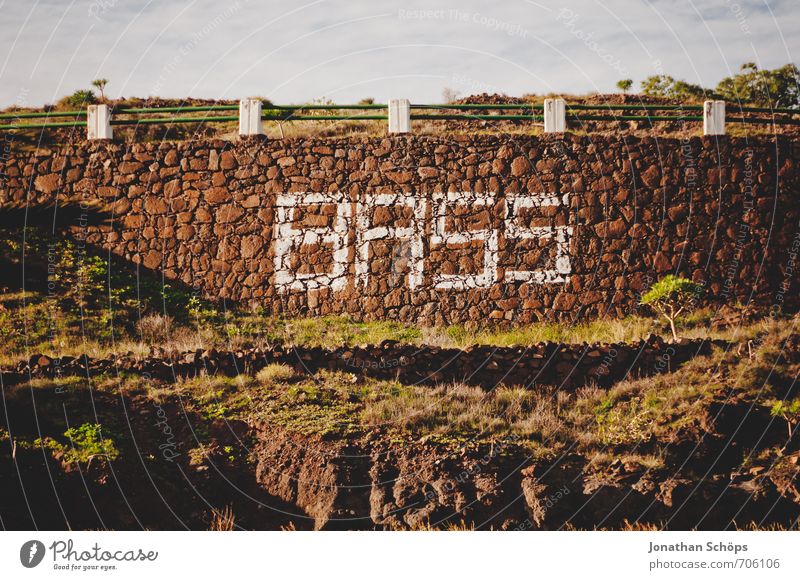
[273,191,573,293]
[504,193,572,284]
[356,193,426,290]
[273,192,351,292]
[430,191,498,289]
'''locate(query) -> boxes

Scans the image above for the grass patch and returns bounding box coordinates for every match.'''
[440,316,657,347]
[361,383,573,446]
[278,316,423,347]
[6,312,796,457]
[2,265,773,367]
[255,363,298,383]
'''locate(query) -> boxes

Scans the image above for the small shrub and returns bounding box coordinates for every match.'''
[256,363,297,384]
[640,275,704,340]
[65,423,118,460]
[66,89,96,108]
[135,314,173,342]
[209,506,236,531]
[770,399,800,441]
[188,295,221,328]
[42,423,119,466]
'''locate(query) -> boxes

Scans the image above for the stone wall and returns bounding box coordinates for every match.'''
[1,134,798,324]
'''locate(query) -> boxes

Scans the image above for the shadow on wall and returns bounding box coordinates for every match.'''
[0,205,112,290]
[0,213,205,330]
[1,135,798,325]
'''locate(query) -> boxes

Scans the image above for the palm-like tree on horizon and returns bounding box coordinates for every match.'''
[92,78,109,101]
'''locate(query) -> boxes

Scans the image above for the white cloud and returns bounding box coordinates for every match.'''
[0,0,797,107]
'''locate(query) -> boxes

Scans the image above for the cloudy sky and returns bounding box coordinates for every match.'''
[0,0,797,107]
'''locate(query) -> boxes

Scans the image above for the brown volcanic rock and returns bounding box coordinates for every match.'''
[1,135,797,324]
[34,174,60,194]
[6,337,715,392]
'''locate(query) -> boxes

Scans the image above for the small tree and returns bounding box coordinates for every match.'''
[770,399,800,441]
[616,79,633,94]
[716,62,800,109]
[92,78,109,100]
[641,75,707,101]
[640,75,674,97]
[640,275,704,341]
[442,87,460,104]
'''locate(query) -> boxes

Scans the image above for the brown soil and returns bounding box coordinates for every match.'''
[2,349,798,531]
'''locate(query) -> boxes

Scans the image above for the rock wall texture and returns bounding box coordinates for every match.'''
[1,134,798,324]
[12,334,714,390]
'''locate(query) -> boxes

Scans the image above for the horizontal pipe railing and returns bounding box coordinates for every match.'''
[4,102,795,117]
[729,106,800,114]
[263,114,387,121]
[411,114,545,121]
[412,103,541,110]
[269,104,388,110]
[0,110,87,120]
[567,104,703,111]
[4,115,800,130]
[109,103,796,114]
[569,114,705,122]
[725,116,800,125]
[0,120,89,129]
[1,99,799,132]
[111,115,240,125]
[115,105,239,114]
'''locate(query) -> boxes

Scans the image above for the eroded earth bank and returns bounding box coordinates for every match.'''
[2,314,798,531]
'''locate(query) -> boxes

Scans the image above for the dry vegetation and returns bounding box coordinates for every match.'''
[15,312,791,458]
[0,280,765,366]
[3,310,796,530]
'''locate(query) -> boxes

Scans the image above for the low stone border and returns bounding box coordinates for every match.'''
[5,335,717,389]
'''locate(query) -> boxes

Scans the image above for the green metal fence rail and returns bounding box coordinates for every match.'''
[269,104,388,110]
[411,114,544,121]
[0,120,89,129]
[263,115,388,121]
[412,104,540,110]
[1,101,799,131]
[111,115,240,126]
[0,110,87,119]
[115,105,239,114]
[411,103,800,114]
[569,114,706,122]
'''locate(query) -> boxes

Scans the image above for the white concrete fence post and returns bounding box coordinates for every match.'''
[703,100,726,136]
[388,99,411,134]
[543,98,566,133]
[239,98,263,136]
[87,104,112,140]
